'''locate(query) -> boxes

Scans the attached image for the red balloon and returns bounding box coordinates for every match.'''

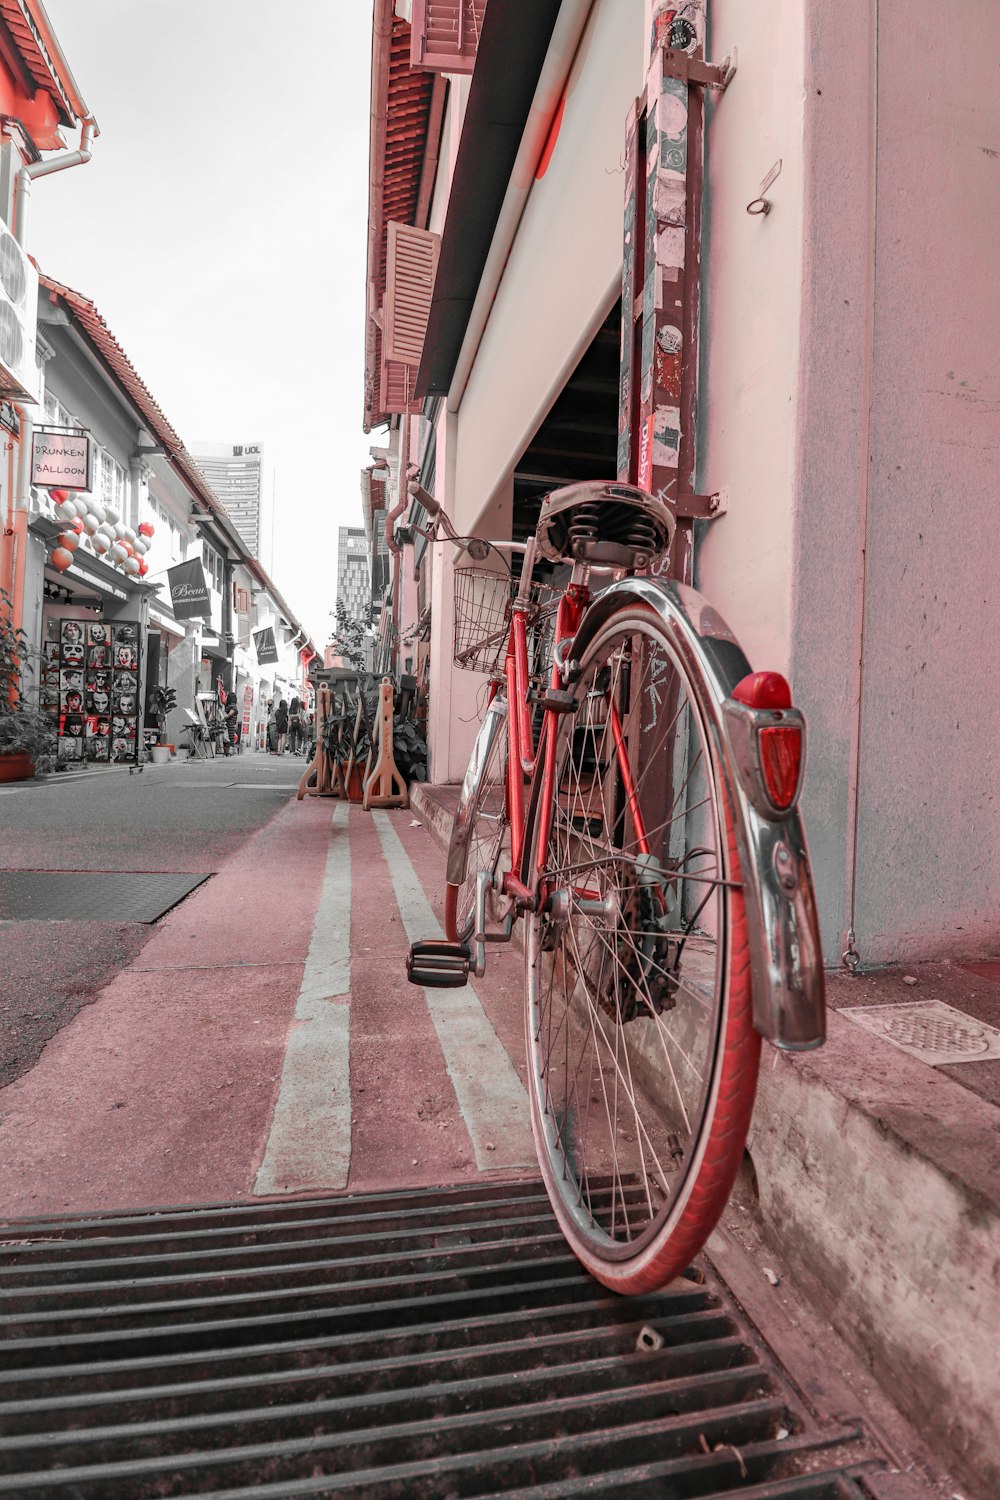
[138,558,149,577]
[138,521,155,538]
[57,531,80,552]
[51,547,74,573]
[121,540,134,556]
[68,516,85,534]
[49,488,70,505]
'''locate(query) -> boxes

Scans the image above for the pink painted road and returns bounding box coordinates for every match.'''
[0,796,537,1220]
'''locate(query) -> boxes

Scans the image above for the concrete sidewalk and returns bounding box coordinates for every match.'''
[411,780,1000,1497]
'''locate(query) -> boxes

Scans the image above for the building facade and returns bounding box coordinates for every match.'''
[335,526,371,623]
[190,441,270,568]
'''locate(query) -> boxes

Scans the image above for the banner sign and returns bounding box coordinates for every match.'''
[32,428,93,491]
[241,683,253,740]
[166,558,211,620]
[253,626,279,664]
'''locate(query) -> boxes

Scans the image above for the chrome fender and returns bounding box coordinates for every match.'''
[566,576,825,1052]
[446,691,507,888]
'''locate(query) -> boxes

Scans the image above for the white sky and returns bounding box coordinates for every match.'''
[29,0,378,645]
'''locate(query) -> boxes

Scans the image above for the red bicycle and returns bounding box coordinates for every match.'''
[407,478,824,1295]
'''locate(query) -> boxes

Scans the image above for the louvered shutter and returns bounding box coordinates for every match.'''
[381,221,440,415]
[410,0,486,75]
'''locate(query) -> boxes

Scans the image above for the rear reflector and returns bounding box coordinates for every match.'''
[731,671,792,710]
[759,724,803,812]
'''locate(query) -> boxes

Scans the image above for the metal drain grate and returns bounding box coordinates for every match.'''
[840,999,1000,1065]
[0,1180,881,1497]
[0,872,209,923]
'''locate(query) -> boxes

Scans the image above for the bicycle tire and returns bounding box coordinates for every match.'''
[524,602,759,1295]
[444,691,511,944]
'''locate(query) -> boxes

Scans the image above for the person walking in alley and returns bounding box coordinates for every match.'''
[224,691,240,755]
[288,695,303,755]
[266,700,278,754]
[275,698,289,755]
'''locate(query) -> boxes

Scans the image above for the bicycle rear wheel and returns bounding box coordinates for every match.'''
[445,692,511,944]
[524,603,759,1294]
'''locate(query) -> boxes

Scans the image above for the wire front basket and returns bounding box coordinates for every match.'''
[452,566,560,675]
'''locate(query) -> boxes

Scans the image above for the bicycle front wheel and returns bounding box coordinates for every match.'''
[445,691,511,944]
[525,603,759,1294]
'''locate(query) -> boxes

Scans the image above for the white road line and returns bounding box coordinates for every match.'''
[254,802,352,1195]
[373,811,534,1172]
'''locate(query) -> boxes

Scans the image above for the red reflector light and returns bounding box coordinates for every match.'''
[731,671,792,710]
[759,725,802,811]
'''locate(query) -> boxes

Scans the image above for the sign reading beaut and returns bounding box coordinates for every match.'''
[31,428,94,491]
[166,558,211,620]
[253,626,279,664]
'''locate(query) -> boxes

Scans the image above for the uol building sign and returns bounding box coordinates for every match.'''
[31,428,94,491]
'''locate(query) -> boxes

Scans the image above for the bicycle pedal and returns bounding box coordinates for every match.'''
[406,939,471,988]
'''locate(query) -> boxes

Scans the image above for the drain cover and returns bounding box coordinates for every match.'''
[0,872,209,924]
[840,1000,1000,1065]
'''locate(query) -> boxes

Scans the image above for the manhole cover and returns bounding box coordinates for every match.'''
[840,999,1000,1065]
[0,872,209,924]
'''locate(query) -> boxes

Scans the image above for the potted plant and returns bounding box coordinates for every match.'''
[0,589,57,781]
[150,684,177,763]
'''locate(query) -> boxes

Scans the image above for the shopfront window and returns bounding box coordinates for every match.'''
[202,541,224,593]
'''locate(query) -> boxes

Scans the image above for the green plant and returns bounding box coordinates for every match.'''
[392,714,428,784]
[328,598,379,674]
[0,588,57,771]
[151,684,177,738]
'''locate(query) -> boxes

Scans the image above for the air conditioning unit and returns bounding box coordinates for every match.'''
[0,224,39,403]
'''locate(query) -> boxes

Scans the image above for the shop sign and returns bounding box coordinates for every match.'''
[31,428,94,491]
[253,626,279,664]
[241,683,253,739]
[166,558,211,619]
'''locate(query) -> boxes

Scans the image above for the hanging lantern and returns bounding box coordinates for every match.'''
[51,547,74,573]
[138,521,155,538]
[91,532,111,555]
[137,558,149,577]
[57,531,80,552]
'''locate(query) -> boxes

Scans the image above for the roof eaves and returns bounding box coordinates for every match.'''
[0,0,90,125]
[38,271,314,654]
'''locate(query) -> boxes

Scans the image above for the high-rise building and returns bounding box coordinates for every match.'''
[191,442,268,562]
[336,527,370,623]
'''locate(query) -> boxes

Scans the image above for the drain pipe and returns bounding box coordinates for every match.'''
[6,118,98,645]
[446,0,595,412]
[14,116,98,248]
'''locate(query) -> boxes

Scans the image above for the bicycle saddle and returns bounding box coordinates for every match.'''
[534,480,674,570]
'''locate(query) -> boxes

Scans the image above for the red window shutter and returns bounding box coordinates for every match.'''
[410,0,486,75]
[383,222,440,365]
[380,221,440,415]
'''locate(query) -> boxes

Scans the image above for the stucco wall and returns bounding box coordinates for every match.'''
[852,0,1000,960]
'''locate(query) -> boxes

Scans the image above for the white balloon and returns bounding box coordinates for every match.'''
[89,501,106,523]
[83,514,101,535]
[91,533,111,554]
[98,521,116,539]
[113,522,128,539]
[104,505,120,525]
[55,499,78,522]
[124,557,141,576]
[109,542,128,563]
[132,537,148,556]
